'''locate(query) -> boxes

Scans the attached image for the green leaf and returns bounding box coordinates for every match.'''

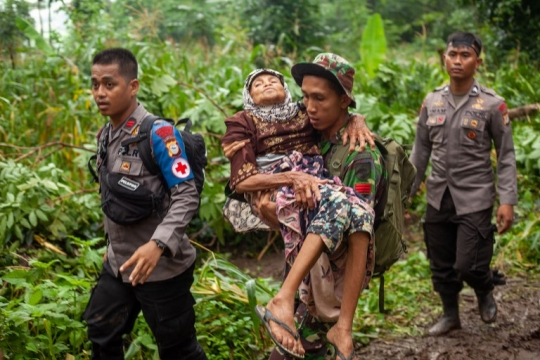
[35,209,48,221]
[27,289,43,305]
[41,179,59,191]
[0,216,6,241]
[150,74,177,96]
[25,341,38,353]
[360,13,387,78]
[1,270,29,286]
[14,224,23,239]
[20,217,31,229]
[15,17,55,56]
[246,279,260,331]
[29,211,38,227]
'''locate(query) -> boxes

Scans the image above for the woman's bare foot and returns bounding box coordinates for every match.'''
[265,297,304,357]
[327,325,356,360]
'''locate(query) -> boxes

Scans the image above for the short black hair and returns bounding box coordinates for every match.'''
[446,31,482,56]
[92,48,138,81]
[326,76,346,97]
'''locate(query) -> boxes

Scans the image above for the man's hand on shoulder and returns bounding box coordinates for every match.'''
[120,241,164,286]
[342,113,376,153]
[496,204,514,234]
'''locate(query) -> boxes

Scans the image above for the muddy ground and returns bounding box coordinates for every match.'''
[230,234,540,360]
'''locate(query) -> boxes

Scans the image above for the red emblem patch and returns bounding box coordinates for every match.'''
[498,103,508,114]
[355,183,372,194]
[125,118,136,128]
[156,126,174,139]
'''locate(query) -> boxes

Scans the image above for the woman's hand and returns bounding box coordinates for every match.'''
[342,113,376,153]
[288,172,328,209]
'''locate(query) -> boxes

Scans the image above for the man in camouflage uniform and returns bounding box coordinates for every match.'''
[277,124,386,360]
[410,31,517,336]
[275,54,386,360]
[223,54,385,359]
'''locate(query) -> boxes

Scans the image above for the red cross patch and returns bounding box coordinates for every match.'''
[355,183,372,194]
[172,158,191,179]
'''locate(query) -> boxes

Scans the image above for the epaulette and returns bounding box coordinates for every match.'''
[480,85,504,101]
[434,84,448,92]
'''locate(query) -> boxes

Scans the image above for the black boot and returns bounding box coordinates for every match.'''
[475,290,497,323]
[428,293,461,336]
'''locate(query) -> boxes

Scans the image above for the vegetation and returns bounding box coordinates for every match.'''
[0,0,539,358]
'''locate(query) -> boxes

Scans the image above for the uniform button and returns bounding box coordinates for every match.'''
[467,131,477,139]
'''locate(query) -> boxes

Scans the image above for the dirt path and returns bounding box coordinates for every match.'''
[356,277,540,360]
[230,250,540,360]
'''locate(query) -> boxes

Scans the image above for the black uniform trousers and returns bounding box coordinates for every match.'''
[424,188,496,296]
[83,261,207,360]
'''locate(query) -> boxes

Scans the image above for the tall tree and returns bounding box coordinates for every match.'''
[240,0,323,54]
[459,0,540,63]
[0,0,32,68]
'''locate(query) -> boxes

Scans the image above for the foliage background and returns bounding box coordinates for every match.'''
[0,0,539,358]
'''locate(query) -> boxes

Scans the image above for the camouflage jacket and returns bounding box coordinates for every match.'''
[321,124,387,209]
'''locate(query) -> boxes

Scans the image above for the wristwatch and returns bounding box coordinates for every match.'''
[151,239,170,257]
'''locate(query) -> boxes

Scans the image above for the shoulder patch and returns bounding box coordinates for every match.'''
[498,102,510,126]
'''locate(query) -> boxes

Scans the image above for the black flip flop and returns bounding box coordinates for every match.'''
[328,341,355,360]
[254,305,304,359]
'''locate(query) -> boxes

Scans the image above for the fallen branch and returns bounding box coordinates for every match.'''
[1,141,95,162]
[508,103,540,120]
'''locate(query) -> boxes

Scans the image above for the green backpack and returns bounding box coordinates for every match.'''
[326,134,417,312]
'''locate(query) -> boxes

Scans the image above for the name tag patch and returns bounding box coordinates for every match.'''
[427,115,446,125]
[118,176,141,191]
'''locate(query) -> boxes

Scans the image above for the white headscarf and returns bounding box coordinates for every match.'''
[243,68,300,123]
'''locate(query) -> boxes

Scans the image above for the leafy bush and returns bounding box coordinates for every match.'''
[0,240,280,359]
[0,160,102,245]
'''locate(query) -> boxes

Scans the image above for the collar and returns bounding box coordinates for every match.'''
[118,104,150,135]
[441,78,480,98]
[320,123,347,156]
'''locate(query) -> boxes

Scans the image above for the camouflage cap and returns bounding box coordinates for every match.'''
[291,53,356,108]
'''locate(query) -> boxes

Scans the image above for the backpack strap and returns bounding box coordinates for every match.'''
[87,123,110,183]
[328,144,350,178]
[175,117,192,132]
[379,273,385,313]
[121,115,162,175]
[120,115,173,211]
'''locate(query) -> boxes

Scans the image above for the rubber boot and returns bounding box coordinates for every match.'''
[428,293,461,336]
[475,290,497,323]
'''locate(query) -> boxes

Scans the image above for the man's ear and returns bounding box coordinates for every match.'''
[129,79,140,96]
[341,95,351,109]
[476,57,483,70]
